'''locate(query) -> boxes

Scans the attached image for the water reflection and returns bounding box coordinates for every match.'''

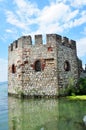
[8,97,86,130]
[0,84,8,130]
[58,99,86,130]
[8,97,58,130]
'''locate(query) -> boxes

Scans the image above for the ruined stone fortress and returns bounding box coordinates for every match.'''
[8,34,81,97]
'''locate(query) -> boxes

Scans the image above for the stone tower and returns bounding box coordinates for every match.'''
[8,34,79,97]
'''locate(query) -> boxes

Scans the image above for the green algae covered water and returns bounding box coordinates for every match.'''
[0,83,86,130]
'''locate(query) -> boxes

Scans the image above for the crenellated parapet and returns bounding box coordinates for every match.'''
[8,34,76,52]
[8,33,79,98]
[8,35,32,51]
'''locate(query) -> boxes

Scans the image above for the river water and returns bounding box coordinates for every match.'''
[0,83,86,130]
[0,83,8,130]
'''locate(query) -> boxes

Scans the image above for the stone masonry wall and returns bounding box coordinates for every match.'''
[8,34,59,97]
[8,34,79,97]
[8,39,23,95]
[22,34,58,96]
[8,36,33,96]
[57,38,79,95]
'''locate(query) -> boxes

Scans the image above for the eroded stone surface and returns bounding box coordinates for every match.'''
[8,34,81,97]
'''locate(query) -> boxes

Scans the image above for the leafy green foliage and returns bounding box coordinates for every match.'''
[63,77,75,96]
[66,78,75,96]
[66,78,86,96]
[76,78,86,95]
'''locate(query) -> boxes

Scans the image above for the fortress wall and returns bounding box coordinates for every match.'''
[8,42,23,95]
[21,34,58,96]
[57,44,79,95]
[8,34,78,97]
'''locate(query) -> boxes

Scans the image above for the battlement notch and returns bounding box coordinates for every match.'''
[62,37,69,44]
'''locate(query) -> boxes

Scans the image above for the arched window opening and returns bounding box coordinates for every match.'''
[35,60,41,72]
[64,61,70,71]
[12,64,16,73]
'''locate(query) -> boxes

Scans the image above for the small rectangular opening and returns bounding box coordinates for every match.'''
[11,44,13,51]
[15,40,18,48]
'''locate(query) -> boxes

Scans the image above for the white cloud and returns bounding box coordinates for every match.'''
[38,3,69,24]
[6,11,26,29]
[63,12,86,29]
[77,37,86,57]
[5,0,40,32]
[83,64,85,70]
[55,0,86,7]
[36,3,81,34]
[73,12,86,26]
[5,29,13,33]
[0,59,8,82]
[65,10,79,22]
[70,0,86,8]
[34,3,70,34]
[5,0,86,36]
[13,0,39,16]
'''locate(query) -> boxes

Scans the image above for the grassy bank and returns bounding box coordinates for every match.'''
[67,95,86,100]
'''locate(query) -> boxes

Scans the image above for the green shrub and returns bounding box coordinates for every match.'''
[76,78,86,95]
[65,78,76,96]
[66,77,86,96]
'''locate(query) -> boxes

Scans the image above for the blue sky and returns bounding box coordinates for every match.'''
[0,0,86,82]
